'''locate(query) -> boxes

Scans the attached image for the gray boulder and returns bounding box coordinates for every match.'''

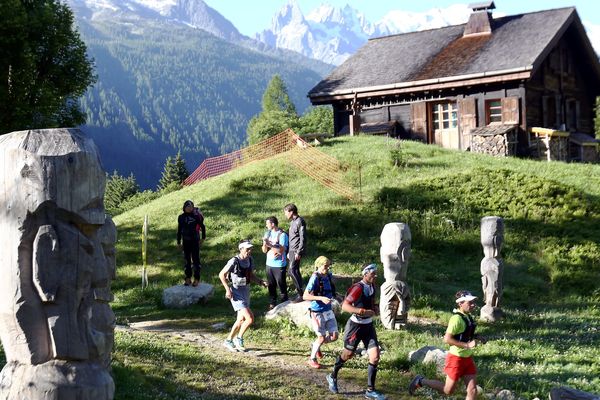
[422,348,447,372]
[162,283,214,308]
[496,389,518,400]
[408,346,447,373]
[265,300,341,328]
[409,346,444,363]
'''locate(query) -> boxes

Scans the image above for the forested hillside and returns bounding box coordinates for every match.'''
[74,12,326,188]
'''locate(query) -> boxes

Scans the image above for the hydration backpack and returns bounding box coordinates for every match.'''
[227,256,253,283]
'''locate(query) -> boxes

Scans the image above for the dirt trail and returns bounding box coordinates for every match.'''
[118,320,369,399]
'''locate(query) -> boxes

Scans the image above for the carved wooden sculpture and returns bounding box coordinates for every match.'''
[0,128,115,399]
[480,216,505,322]
[379,223,412,329]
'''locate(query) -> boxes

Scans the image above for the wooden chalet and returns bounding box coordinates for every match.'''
[308,2,600,159]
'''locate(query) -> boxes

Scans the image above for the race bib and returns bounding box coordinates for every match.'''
[233,276,247,287]
[323,310,335,321]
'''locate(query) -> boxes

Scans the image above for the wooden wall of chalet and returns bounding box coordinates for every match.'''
[525,32,597,135]
[330,83,525,148]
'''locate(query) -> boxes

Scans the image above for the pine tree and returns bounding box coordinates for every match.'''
[261,75,297,115]
[246,75,299,144]
[158,152,189,191]
[105,171,139,214]
[0,0,96,134]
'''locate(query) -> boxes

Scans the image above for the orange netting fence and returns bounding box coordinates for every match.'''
[184,129,354,199]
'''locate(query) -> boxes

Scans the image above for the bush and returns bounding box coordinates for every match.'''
[118,190,163,214]
[296,106,333,135]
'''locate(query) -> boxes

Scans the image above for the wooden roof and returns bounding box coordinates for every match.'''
[471,124,517,136]
[309,7,600,101]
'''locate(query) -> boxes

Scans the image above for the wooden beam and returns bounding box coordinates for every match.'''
[310,71,531,103]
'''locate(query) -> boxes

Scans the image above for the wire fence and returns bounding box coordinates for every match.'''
[184,129,354,199]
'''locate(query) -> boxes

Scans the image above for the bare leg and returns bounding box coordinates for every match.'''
[311,335,325,359]
[237,308,254,338]
[463,374,477,400]
[226,311,243,340]
[422,375,459,396]
[324,331,339,343]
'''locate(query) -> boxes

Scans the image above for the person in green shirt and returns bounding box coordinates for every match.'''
[408,290,481,400]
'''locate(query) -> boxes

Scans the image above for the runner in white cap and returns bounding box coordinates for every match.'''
[409,290,483,400]
[218,240,267,352]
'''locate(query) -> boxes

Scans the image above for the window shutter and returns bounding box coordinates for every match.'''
[458,97,477,150]
[411,102,427,142]
[501,97,519,125]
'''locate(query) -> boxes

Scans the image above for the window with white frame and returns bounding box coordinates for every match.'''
[432,102,458,130]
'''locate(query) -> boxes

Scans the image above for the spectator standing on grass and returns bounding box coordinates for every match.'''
[177,199,206,286]
[284,203,306,302]
[326,263,386,400]
[219,240,267,352]
[408,290,482,400]
[262,216,289,309]
[303,256,339,369]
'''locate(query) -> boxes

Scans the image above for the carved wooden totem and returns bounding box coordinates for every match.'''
[0,128,115,399]
[379,223,411,329]
[480,216,505,322]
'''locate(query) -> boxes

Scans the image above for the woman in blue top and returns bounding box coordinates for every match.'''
[303,256,339,369]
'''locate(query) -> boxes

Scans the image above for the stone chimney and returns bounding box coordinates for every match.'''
[464,1,495,37]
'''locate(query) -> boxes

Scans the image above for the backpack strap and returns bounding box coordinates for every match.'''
[227,256,240,282]
[452,312,476,342]
[328,272,336,297]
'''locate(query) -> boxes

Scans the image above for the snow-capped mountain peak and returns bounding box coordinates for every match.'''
[272,0,306,31]
[132,0,177,15]
[256,2,475,65]
[305,4,335,23]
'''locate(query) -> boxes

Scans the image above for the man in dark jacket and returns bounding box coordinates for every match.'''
[283,203,306,302]
[177,200,206,286]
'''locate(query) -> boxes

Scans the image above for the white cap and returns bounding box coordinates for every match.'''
[455,291,477,303]
[238,241,253,250]
[362,263,377,275]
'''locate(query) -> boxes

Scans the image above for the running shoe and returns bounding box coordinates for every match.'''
[234,337,246,352]
[364,389,386,399]
[192,279,199,287]
[184,278,191,286]
[408,375,423,395]
[316,350,323,359]
[307,358,321,369]
[223,339,237,352]
[326,374,338,394]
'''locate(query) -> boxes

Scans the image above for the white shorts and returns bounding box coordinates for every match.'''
[310,310,338,337]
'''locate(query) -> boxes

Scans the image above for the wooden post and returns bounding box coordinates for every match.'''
[350,92,361,136]
[142,215,149,289]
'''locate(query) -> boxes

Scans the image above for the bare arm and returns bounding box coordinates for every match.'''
[342,299,375,317]
[218,264,233,299]
[303,290,332,304]
[443,332,476,349]
[249,269,267,287]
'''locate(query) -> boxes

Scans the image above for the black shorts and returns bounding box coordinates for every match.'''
[343,319,378,352]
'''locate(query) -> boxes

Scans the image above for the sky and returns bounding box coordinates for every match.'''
[203,0,600,36]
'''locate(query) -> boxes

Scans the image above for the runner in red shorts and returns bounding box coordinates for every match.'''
[408,290,483,400]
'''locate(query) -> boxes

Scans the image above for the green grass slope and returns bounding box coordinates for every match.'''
[4,136,596,399]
